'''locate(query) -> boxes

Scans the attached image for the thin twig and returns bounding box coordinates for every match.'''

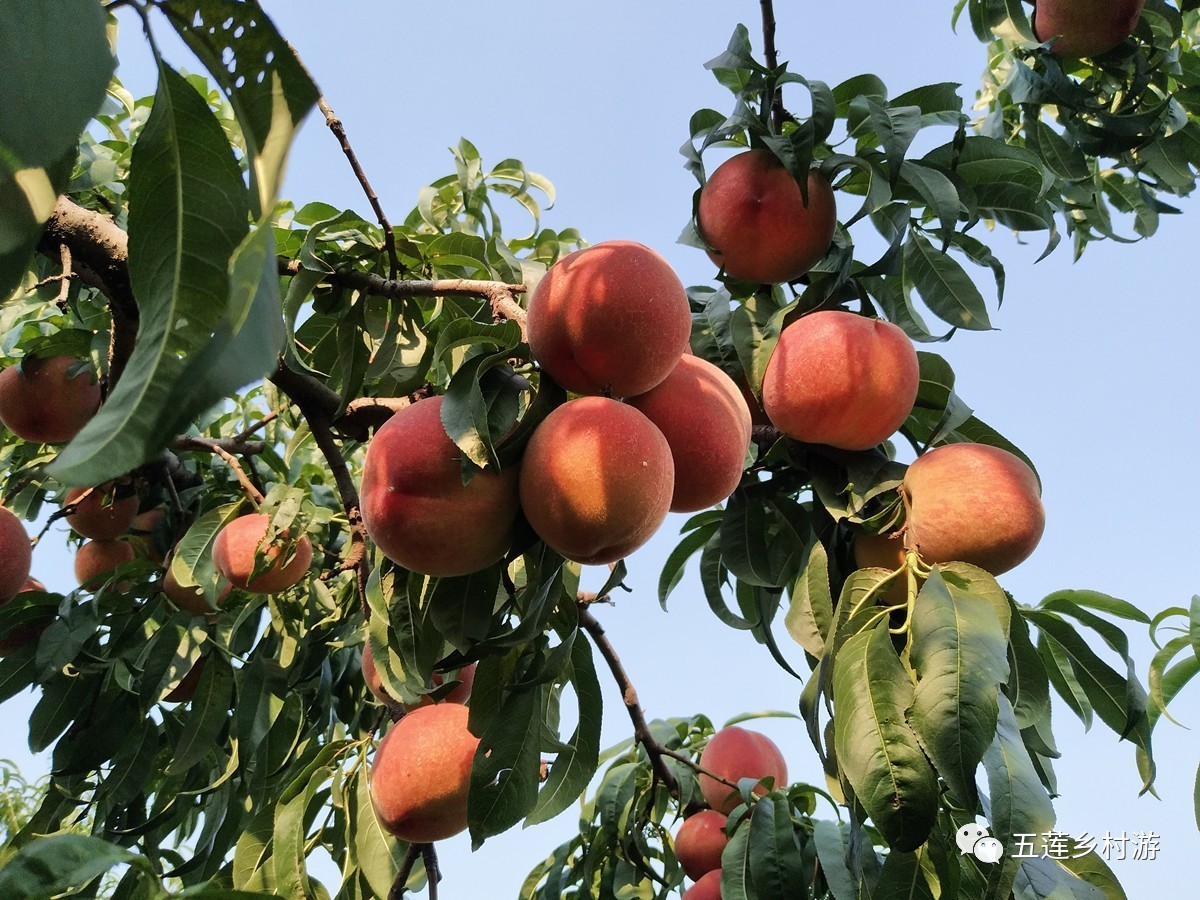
[315,95,403,279]
[234,405,288,441]
[30,485,100,546]
[578,605,680,797]
[388,843,423,900]
[278,259,527,338]
[760,0,786,133]
[423,844,440,900]
[173,436,265,505]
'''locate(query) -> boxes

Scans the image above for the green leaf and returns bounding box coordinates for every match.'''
[1006,598,1051,729]
[469,684,544,845]
[873,846,935,900]
[984,695,1055,850]
[272,742,344,899]
[0,835,149,899]
[811,819,857,900]
[720,489,783,588]
[833,620,939,851]
[748,793,807,900]
[168,654,234,775]
[1040,590,1151,626]
[907,569,1009,806]
[1190,594,1200,661]
[427,567,501,653]
[162,0,318,212]
[49,63,250,485]
[28,673,91,753]
[719,814,754,900]
[0,151,74,299]
[0,0,114,175]
[526,638,602,826]
[903,232,992,330]
[784,540,834,658]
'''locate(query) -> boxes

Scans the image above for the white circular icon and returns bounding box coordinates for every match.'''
[955,823,989,855]
[954,823,1004,864]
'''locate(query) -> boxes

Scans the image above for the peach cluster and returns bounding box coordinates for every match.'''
[359,240,755,574]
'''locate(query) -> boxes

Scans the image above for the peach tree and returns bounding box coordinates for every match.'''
[0,1,1198,898]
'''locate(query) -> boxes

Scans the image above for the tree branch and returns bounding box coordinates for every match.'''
[316,95,403,279]
[578,604,681,797]
[278,259,527,338]
[759,0,785,133]
[172,435,266,504]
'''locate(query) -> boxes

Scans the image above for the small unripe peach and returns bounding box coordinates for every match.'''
[762,311,919,451]
[0,506,32,601]
[212,514,312,594]
[0,355,101,444]
[628,356,751,512]
[370,703,480,843]
[519,397,674,565]
[675,810,728,881]
[74,540,135,587]
[65,483,138,541]
[360,396,519,577]
[527,241,691,397]
[684,869,723,900]
[699,149,837,284]
[698,726,788,814]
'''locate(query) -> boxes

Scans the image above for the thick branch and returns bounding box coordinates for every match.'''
[38,196,138,384]
[578,605,681,797]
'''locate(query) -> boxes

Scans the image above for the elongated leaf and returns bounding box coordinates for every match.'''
[168,654,234,775]
[834,621,938,851]
[526,639,602,826]
[984,695,1055,850]
[748,793,808,900]
[162,0,318,212]
[0,835,149,899]
[907,569,1008,806]
[721,489,781,587]
[469,685,544,845]
[874,847,935,900]
[785,540,834,658]
[904,232,992,330]
[50,63,250,485]
[812,819,857,900]
[659,513,722,608]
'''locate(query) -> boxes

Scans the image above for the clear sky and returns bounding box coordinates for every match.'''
[4,1,1199,896]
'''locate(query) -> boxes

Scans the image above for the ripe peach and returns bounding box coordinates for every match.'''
[362,643,476,707]
[526,241,691,397]
[1034,0,1143,59]
[519,397,673,565]
[0,355,101,444]
[762,311,919,451]
[65,483,138,541]
[162,565,231,616]
[0,578,50,655]
[360,396,520,577]
[129,509,167,562]
[212,514,312,594]
[0,506,32,601]
[370,703,480,843]
[684,869,723,900]
[898,443,1045,575]
[628,356,751,512]
[675,810,728,881]
[698,726,788,814]
[698,150,837,284]
[74,540,135,587]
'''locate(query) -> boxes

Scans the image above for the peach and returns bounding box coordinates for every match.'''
[519,397,673,565]
[129,509,167,562]
[675,810,728,881]
[898,443,1045,576]
[698,150,836,284]
[698,726,788,814]
[65,483,138,541]
[526,241,691,397]
[0,578,50,655]
[362,643,476,707]
[360,396,520,576]
[0,355,101,444]
[163,565,232,616]
[370,703,480,843]
[1034,0,1143,59]
[684,869,723,900]
[628,356,751,512]
[762,311,919,451]
[0,506,32,601]
[213,514,312,594]
[74,540,135,587]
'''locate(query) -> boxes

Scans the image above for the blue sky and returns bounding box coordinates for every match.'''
[5,1,1199,895]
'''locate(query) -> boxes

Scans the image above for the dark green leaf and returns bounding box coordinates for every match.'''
[904,232,992,330]
[168,654,234,775]
[469,685,544,845]
[0,835,148,899]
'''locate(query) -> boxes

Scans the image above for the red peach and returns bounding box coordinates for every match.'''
[0,355,101,444]
[212,514,312,594]
[698,726,789,814]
